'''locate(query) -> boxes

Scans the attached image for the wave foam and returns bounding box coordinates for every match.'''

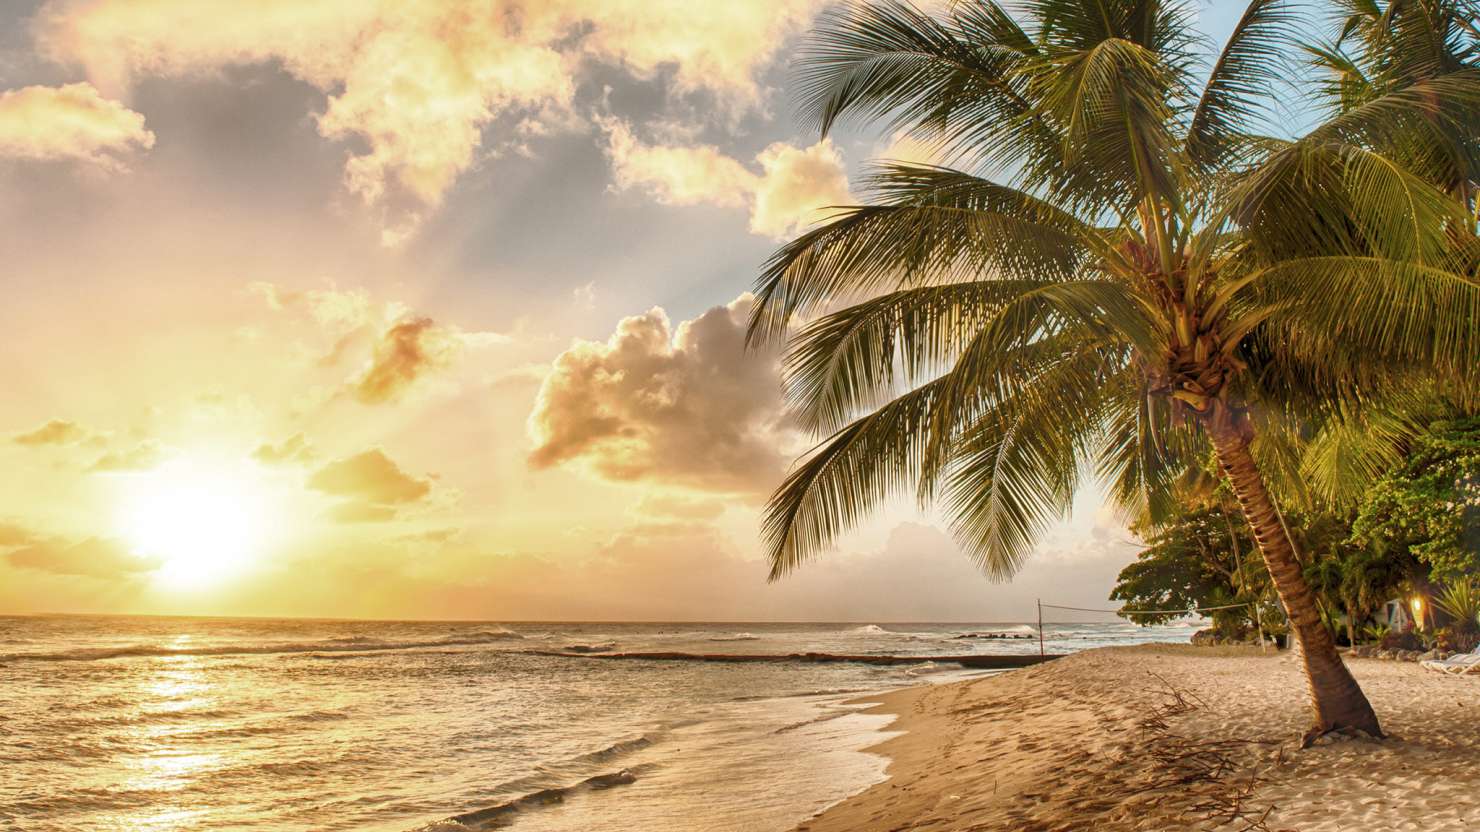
[708,633,760,642]
[437,765,649,830]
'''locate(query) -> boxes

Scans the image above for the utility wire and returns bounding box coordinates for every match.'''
[1039,602,1250,615]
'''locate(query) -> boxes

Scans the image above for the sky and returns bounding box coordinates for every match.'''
[0,0,1252,621]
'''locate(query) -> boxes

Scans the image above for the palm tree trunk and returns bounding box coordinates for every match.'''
[1203,402,1383,745]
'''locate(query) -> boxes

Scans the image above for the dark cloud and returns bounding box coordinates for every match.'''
[6,537,157,578]
[252,433,313,465]
[309,449,431,503]
[13,419,87,446]
[527,294,788,493]
[352,317,455,404]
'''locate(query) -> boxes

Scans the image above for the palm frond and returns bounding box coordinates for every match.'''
[942,344,1124,577]
[1232,139,1469,263]
[1243,255,1480,381]
[782,279,1055,434]
[762,377,956,580]
[1096,379,1206,528]
[794,0,1057,176]
[1186,0,1301,172]
[748,166,1090,343]
[1300,403,1426,507]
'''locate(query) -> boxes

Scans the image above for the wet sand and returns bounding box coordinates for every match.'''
[798,644,1480,831]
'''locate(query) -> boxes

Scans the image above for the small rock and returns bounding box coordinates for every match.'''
[1418,649,1441,662]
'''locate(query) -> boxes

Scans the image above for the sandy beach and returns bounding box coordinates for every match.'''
[799,645,1480,831]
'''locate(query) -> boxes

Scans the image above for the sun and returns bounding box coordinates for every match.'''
[116,460,277,589]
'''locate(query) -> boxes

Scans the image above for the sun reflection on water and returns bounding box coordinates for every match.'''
[117,652,226,831]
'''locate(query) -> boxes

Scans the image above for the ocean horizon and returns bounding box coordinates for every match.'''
[2,615,1197,831]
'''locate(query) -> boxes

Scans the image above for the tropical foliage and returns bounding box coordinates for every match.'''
[751,0,1480,741]
[1351,417,1480,581]
[1110,506,1263,634]
[1434,576,1480,652]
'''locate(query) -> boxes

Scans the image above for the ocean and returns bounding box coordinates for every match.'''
[1,616,1197,831]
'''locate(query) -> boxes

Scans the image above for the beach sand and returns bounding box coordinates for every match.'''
[798,645,1480,831]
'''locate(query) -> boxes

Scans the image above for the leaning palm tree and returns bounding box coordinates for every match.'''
[748,0,1480,743]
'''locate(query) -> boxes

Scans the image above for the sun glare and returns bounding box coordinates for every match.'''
[116,461,277,589]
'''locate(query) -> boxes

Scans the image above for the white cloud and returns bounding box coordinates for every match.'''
[527,293,791,493]
[32,0,828,240]
[601,117,853,239]
[748,138,853,239]
[0,82,152,169]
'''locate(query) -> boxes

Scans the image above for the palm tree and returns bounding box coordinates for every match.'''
[748,0,1480,743]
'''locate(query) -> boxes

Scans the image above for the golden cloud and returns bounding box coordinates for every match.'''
[7,536,157,578]
[12,419,88,446]
[308,449,431,505]
[249,281,506,402]
[527,293,788,493]
[601,118,852,239]
[0,82,152,168]
[601,116,755,207]
[252,433,313,466]
[352,318,460,405]
[749,139,853,238]
[0,522,37,547]
[88,440,162,472]
[326,502,399,524]
[34,0,826,240]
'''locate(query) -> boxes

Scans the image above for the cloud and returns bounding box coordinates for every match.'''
[601,118,852,239]
[351,318,460,405]
[249,281,506,402]
[633,494,727,522]
[874,129,953,168]
[252,433,313,465]
[88,440,162,471]
[338,517,1133,622]
[6,536,157,578]
[308,449,431,524]
[33,0,826,240]
[601,117,755,208]
[13,419,88,446]
[0,82,152,169]
[0,522,37,547]
[576,0,826,109]
[527,293,789,493]
[748,139,853,238]
[326,502,399,524]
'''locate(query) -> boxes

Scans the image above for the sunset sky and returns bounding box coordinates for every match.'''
[0,1,1248,621]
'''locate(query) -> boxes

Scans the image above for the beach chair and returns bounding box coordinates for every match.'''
[1421,651,1480,675]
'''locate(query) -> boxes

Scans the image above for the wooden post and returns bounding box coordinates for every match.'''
[1037,599,1045,657]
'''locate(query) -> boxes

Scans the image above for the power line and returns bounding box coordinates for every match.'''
[1039,602,1250,615]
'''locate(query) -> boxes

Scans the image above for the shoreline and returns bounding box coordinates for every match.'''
[796,644,1480,831]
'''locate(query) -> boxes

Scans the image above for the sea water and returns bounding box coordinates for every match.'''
[0,616,1196,831]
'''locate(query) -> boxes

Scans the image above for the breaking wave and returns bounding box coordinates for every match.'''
[708,632,760,642]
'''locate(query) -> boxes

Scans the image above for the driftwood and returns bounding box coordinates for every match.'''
[1116,673,1284,831]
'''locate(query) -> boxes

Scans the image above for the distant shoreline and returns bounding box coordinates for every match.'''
[793,644,1480,831]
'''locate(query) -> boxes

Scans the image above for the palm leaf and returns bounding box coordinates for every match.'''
[1186,0,1300,171]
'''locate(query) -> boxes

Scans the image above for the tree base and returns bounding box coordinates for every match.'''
[1300,721,1385,749]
